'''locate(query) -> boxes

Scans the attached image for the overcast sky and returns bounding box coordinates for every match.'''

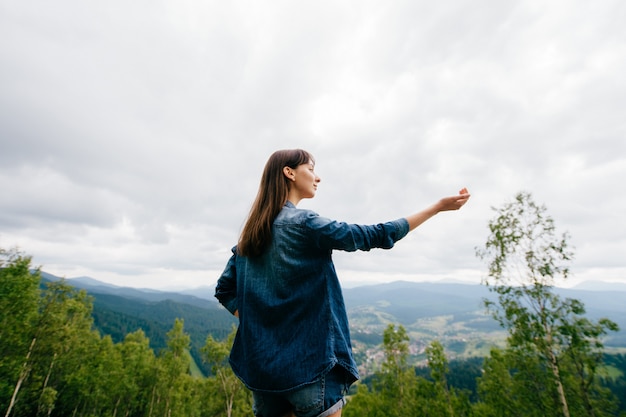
[1,0,624,290]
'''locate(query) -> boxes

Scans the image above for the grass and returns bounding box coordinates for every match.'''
[186,350,206,378]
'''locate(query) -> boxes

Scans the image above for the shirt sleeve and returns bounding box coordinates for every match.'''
[214,246,239,315]
[304,212,410,252]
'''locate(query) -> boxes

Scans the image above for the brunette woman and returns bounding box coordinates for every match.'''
[216,149,470,417]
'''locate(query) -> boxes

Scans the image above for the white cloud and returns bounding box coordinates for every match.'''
[1,0,624,289]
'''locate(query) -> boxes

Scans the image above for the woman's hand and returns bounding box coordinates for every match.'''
[406,188,471,231]
[436,188,471,212]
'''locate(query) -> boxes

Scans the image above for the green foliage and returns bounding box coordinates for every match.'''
[1,264,101,417]
[4,198,626,417]
[415,356,484,402]
[89,290,237,375]
[0,248,41,412]
[347,192,623,417]
[201,327,252,417]
[346,326,472,417]
[343,384,387,417]
[346,324,418,417]
[475,192,620,417]
[601,354,626,412]
[382,324,410,375]
[0,247,256,417]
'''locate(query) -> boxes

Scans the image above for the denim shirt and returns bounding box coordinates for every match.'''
[215,201,409,393]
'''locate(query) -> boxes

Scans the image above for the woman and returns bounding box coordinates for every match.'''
[215,149,470,417]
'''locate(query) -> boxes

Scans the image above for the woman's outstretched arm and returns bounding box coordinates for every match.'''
[405,188,470,231]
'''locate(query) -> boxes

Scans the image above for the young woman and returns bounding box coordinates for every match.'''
[215,149,470,417]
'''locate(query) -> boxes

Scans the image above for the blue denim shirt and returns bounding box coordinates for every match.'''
[215,201,409,393]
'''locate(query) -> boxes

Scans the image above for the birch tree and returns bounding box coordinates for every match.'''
[201,327,252,417]
[0,249,40,417]
[476,192,618,417]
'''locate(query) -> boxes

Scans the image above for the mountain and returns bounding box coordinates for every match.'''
[177,285,217,300]
[342,280,626,351]
[572,280,626,292]
[344,281,490,322]
[39,272,236,376]
[342,280,626,325]
[39,272,626,369]
[40,271,216,309]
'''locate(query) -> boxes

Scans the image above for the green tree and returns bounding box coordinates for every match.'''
[200,326,251,417]
[151,319,197,417]
[115,330,158,417]
[0,248,40,416]
[415,341,471,417]
[33,282,96,417]
[474,348,517,417]
[82,335,124,416]
[343,383,386,417]
[425,341,455,416]
[476,347,556,417]
[3,267,96,417]
[380,324,418,416]
[559,313,620,416]
[344,324,417,417]
[476,192,619,417]
[346,328,474,417]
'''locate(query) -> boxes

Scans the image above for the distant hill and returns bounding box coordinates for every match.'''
[572,280,626,292]
[40,272,237,376]
[39,272,626,372]
[177,285,217,301]
[343,281,490,323]
[40,271,216,308]
[342,280,626,325]
[343,280,626,350]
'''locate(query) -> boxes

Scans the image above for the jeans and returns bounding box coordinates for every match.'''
[252,366,352,417]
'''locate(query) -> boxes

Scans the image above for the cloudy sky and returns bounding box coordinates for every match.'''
[1,0,624,290]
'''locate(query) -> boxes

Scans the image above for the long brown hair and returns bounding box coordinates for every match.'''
[238,149,314,257]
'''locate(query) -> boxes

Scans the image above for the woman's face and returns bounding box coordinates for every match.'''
[289,160,321,200]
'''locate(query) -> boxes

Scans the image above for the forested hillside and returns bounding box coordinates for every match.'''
[3,246,626,416]
[39,271,626,381]
[41,272,238,376]
[49,274,626,370]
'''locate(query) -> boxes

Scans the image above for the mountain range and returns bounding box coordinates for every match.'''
[40,271,626,373]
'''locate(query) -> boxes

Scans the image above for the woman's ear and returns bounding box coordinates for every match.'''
[283,166,295,181]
